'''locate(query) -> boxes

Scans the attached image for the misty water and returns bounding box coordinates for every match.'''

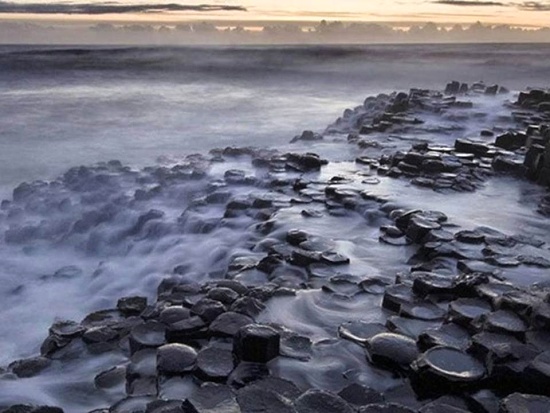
[0,44,549,410]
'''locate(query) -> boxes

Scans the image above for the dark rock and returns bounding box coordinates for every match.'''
[337,383,385,406]
[191,298,227,323]
[117,296,147,316]
[49,320,84,339]
[129,321,167,354]
[411,346,486,397]
[294,389,354,413]
[477,310,528,338]
[523,351,550,396]
[448,298,493,328]
[466,389,500,413]
[126,349,158,396]
[165,316,207,342]
[366,332,419,369]
[338,321,387,345]
[82,326,119,345]
[382,284,415,313]
[399,302,447,321]
[206,287,240,305]
[280,331,312,360]
[157,343,197,376]
[110,397,156,413]
[358,404,415,413]
[234,324,280,363]
[412,272,454,297]
[237,385,295,413]
[145,400,184,413]
[469,331,522,360]
[159,306,191,325]
[94,365,126,389]
[499,393,550,412]
[185,383,239,412]
[210,312,254,337]
[418,323,471,351]
[195,345,235,381]
[227,362,270,388]
[9,356,51,378]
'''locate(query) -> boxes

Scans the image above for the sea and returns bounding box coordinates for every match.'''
[0,43,549,410]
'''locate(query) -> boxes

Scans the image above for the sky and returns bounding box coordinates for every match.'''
[0,0,549,27]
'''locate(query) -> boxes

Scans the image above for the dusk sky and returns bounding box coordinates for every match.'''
[0,0,549,26]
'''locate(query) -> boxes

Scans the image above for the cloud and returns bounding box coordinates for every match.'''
[432,0,506,5]
[518,1,550,10]
[0,1,247,14]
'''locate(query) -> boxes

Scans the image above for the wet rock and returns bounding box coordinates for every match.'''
[157,343,197,376]
[206,287,240,305]
[294,389,354,413]
[320,251,350,266]
[466,389,500,413]
[366,332,419,369]
[129,321,166,354]
[469,331,522,360]
[418,323,471,351]
[183,383,239,412]
[386,316,439,339]
[448,298,493,328]
[412,272,454,297]
[159,306,191,325]
[237,385,295,413]
[9,356,51,378]
[195,345,235,381]
[227,362,270,388]
[49,320,84,339]
[165,316,207,342]
[145,400,184,413]
[117,296,147,316]
[382,283,415,313]
[338,383,385,406]
[399,302,447,321]
[477,310,528,338]
[94,365,126,389]
[358,404,415,413]
[230,296,266,318]
[234,324,280,363]
[126,349,158,396]
[523,351,550,396]
[210,312,254,337]
[280,331,313,360]
[82,326,119,346]
[338,321,387,345]
[411,346,486,397]
[499,393,550,412]
[190,298,227,323]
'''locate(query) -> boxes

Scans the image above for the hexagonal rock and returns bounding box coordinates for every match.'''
[195,345,235,382]
[418,323,471,351]
[9,356,51,378]
[237,385,295,413]
[156,343,197,375]
[358,404,415,413]
[210,312,254,337]
[234,324,280,363]
[338,321,387,345]
[448,298,493,329]
[184,383,239,413]
[477,310,529,338]
[499,393,550,412]
[411,346,486,397]
[523,352,550,396]
[294,389,355,413]
[337,383,385,406]
[129,321,166,354]
[366,332,419,369]
[117,296,147,316]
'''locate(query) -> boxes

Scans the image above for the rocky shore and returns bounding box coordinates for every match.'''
[1,82,550,412]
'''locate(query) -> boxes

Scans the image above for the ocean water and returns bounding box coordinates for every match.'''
[0,43,549,410]
[1,43,550,194]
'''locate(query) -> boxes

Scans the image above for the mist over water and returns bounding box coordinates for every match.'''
[1,44,549,196]
[0,43,549,410]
